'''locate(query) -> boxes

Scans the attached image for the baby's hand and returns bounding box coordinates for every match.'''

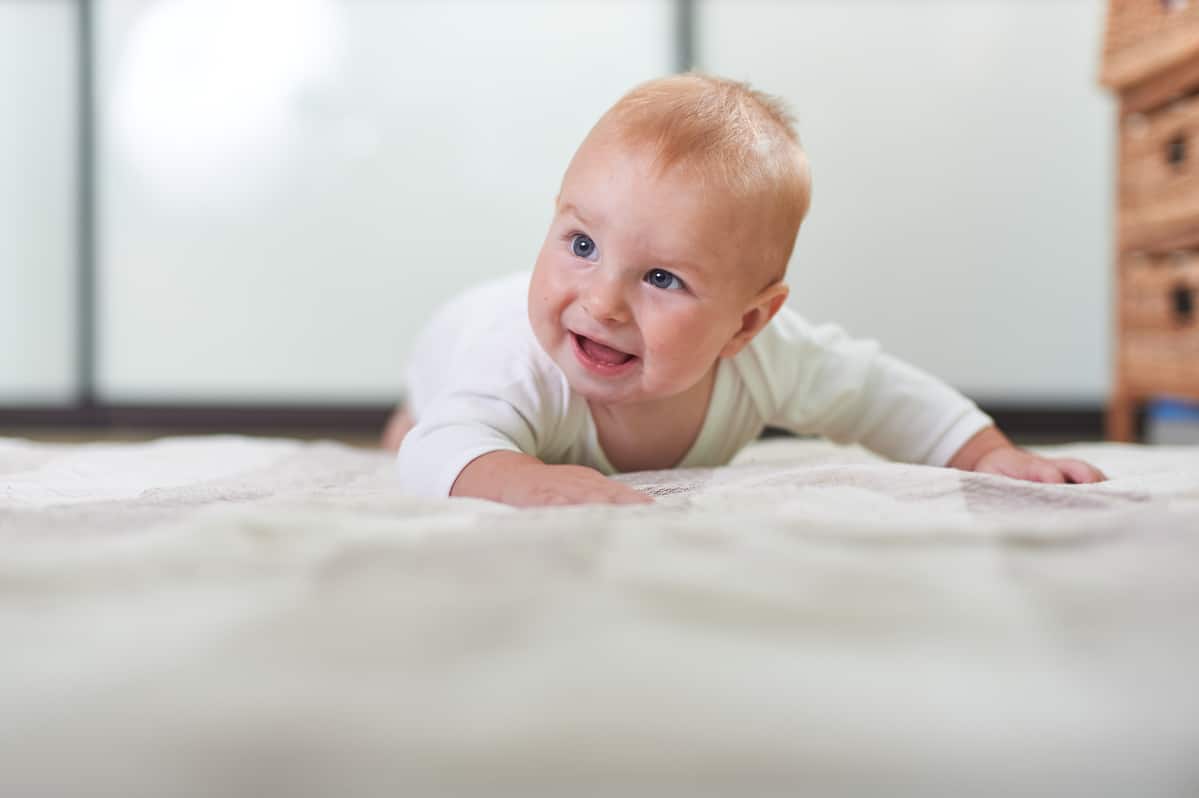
[452,451,652,507]
[507,463,653,507]
[972,446,1107,484]
[950,426,1106,484]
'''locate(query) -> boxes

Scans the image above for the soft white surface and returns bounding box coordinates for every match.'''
[1,435,1198,797]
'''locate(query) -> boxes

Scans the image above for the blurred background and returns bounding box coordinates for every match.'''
[1,0,1122,442]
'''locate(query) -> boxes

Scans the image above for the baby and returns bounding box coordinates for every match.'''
[385,73,1106,505]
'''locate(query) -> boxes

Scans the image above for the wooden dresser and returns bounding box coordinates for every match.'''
[1102,0,1199,441]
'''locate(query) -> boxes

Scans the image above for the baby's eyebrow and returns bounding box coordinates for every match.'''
[653,254,706,279]
[559,202,596,227]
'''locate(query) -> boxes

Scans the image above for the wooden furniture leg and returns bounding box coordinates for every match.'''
[1107,391,1137,442]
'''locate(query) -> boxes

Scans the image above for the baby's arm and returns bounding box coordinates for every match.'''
[764,313,1107,484]
[947,425,1106,484]
[397,377,650,506]
[452,451,650,506]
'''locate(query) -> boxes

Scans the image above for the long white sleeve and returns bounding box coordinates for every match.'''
[746,308,993,466]
[396,272,598,497]
[397,376,543,499]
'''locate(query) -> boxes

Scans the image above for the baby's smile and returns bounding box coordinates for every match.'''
[570,331,640,376]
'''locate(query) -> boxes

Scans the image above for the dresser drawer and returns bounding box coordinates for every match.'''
[1103,0,1199,89]
[1119,251,1199,393]
[1120,251,1199,328]
[1120,96,1199,249]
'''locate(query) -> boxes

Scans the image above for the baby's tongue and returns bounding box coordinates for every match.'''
[580,336,632,365]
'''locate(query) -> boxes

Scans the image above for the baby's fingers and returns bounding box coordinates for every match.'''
[1053,458,1107,484]
[1026,461,1067,484]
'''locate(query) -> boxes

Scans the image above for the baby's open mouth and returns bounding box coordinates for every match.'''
[573,333,636,367]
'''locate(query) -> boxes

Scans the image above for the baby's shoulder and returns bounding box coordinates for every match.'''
[725,305,869,407]
[736,304,819,368]
[418,271,567,398]
[744,304,861,360]
[433,270,531,337]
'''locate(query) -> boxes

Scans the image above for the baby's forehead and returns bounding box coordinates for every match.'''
[574,140,763,212]
[565,175,760,243]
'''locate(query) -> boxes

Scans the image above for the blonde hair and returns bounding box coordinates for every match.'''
[591,73,812,282]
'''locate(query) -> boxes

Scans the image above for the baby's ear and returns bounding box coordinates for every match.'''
[720,282,789,358]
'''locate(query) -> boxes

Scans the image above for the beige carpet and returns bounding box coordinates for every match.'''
[2,435,1197,797]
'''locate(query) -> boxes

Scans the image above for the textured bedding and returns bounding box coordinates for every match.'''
[2,435,1198,797]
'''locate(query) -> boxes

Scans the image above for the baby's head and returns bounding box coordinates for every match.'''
[528,73,812,407]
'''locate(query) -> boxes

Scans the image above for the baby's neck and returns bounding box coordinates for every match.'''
[588,365,717,473]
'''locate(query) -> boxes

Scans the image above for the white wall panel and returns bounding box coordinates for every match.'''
[0,2,77,404]
[702,0,1114,403]
[96,0,671,403]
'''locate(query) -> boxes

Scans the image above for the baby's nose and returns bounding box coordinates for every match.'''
[583,276,631,323]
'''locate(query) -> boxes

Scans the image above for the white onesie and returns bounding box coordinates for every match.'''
[398,271,993,497]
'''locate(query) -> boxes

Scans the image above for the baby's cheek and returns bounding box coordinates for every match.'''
[669,317,717,350]
[644,331,691,373]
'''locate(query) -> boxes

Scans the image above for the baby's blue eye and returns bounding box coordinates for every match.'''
[571,234,597,260]
[644,268,684,291]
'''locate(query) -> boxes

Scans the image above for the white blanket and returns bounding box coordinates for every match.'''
[1,435,1197,797]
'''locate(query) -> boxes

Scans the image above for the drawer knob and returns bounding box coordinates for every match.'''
[1172,284,1195,323]
[1167,134,1188,168]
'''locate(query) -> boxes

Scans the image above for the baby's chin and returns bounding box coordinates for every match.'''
[562,367,639,399]
[568,370,705,412]
[559,362,654,405]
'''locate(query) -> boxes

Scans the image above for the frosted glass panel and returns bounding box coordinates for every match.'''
[0,2,77,404]
[97,0,672,403]
[702,0,1113,402]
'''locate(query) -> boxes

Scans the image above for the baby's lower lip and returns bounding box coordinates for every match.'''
[571,333,639,377]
